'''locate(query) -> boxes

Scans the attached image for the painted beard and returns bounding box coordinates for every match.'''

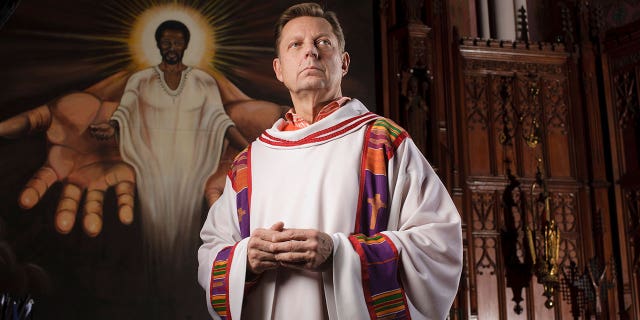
[162,50,182,65]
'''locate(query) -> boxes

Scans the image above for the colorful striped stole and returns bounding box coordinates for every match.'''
[209,146,252,319]
[350,118,411,319]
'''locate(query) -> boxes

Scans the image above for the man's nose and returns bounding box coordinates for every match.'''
[304,43,319,59]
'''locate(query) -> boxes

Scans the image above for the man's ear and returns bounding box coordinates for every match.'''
[273,58,283,82]
[341,52,350,76]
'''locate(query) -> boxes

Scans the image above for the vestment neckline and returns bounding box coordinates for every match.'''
[258,99,380,149]
[154,65,192,97]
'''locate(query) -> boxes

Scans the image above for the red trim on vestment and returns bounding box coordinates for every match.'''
[259,113,378,147]
[392,131,409,150]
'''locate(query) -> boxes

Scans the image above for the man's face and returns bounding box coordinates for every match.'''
[273,16,349,95]
[157,29,187,65]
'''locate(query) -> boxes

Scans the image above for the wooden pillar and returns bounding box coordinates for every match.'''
[491,0,516,39]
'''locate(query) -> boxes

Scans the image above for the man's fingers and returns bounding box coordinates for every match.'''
[248,249,279,274]
[103,164,136,226]
[114,181,135,225]
[104,162,135,187]
[19,166,58,209]
[247,236,280,274]
[248,236,278,253]
[252,227,284,242]
[270,221,284,231]
[83,189,105,237]
[248,247,278,263]
[270,239,311,253]
[271,229,312,242]
[0,113,29,138]
[0,105,51,138]
[274,238,333,272]
[55,184,82,234]
[250,260,279,274]
[274,251,309,263]
[248,227,331,273]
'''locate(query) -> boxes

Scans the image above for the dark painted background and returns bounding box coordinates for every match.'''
[0,1,376,318]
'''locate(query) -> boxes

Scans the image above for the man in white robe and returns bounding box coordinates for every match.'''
[198,3,462,320]
[91,20,248,318]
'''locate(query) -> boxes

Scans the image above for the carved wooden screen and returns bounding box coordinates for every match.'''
[602,19,640,320]
[456,40,587,320]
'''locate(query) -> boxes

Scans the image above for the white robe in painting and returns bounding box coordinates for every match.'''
[112,66,234,268]
[198,100,463,320]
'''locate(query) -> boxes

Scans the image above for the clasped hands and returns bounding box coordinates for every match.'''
[247,222,333,276]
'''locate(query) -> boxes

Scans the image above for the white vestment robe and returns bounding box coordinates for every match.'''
[198,100,462,320]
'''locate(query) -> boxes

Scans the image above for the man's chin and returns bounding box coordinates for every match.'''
[298,76,326,84]
[294,81,330,92]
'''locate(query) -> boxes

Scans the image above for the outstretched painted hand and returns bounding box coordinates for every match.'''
[0,69,287,236]
[0,92,135,237]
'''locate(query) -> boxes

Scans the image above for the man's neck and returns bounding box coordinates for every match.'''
[290,89,342,123]
[158,62,188,90]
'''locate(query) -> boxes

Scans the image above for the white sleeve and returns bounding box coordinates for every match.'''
[198,177,244,319]
[385,138,462,319]
[328,137,462,320]
[111,72,141,123]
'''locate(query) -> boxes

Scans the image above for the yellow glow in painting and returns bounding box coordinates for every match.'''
[128,3,215,69]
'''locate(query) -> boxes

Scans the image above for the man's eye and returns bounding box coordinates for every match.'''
[289,42,301,48]
[317,39,331,46]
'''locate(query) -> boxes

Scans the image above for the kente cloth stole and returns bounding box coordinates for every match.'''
[209,145,252,319]
[348,118,411,320]
[210,244,236,319]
